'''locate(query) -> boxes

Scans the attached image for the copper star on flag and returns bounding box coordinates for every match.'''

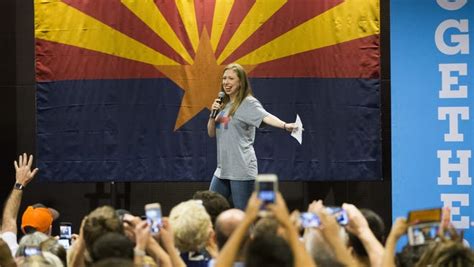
[155,29,256,130]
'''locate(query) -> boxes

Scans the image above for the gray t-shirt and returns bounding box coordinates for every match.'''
[213,96,269,180]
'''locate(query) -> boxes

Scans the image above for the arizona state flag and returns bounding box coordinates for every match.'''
[35,0,381,182]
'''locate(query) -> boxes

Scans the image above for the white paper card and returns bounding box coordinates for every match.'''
[291,114,303,144]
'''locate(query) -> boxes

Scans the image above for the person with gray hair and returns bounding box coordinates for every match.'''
[304,228,345,267]
[16,232,49,258]
[169,199,213,266]
[16,251,64,267]
[209,209,246,267]
[303,200,357,266]
[40,238,67,267]
[214,209,245,250]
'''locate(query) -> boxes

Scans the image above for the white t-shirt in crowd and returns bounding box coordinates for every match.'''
[0,231,18,256]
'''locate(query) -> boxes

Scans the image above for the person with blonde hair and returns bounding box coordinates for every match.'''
[169,200,214,266]
[207,63,298,209]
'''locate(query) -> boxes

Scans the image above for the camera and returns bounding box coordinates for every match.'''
[58,222,72,249]
[145,203,162,234]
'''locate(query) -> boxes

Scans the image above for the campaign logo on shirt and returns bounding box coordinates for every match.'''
[216,113,230,129]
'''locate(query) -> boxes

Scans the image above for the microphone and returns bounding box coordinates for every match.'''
[210,92,225,119]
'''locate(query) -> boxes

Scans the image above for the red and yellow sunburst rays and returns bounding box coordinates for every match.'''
[34,0,379,130]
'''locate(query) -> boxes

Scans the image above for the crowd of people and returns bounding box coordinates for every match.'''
[0,153,473,267]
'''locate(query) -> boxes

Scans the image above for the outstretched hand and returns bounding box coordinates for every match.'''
[14,153,38,186]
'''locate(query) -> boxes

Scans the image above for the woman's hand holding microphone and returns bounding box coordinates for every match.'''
[210,92,225,119]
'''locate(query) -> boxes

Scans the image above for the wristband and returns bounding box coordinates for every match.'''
[283,123,287,130]
[14,183,25,190]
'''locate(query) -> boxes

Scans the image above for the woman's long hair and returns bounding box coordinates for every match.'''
[220,63,253,117]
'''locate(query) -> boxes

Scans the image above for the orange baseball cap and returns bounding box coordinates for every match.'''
[21,204,59,233]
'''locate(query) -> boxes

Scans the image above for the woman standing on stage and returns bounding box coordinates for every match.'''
[207,63,297,209]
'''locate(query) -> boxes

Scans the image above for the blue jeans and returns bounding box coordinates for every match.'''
[209,176,254,210]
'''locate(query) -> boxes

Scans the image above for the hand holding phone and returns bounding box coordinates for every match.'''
[326,207,349,226]
[300,212,320,228]
[300,207,349,228]
[145,203,162,234]
[407,208,442,246]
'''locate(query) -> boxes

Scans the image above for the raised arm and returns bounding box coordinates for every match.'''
[1,153,38,234]
[381,217,408,267]
[268,193,316,267]
[342,203,385,267]
[68,216,88,267]
[214,193,260,267]
[158,217,186,267]
[262,114,297,133]
[312,202,357,266]
[131,220,171,267]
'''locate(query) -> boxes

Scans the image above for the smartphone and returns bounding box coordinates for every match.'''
[300,208,348,228]
[300,212,320,228]
[22,246,42,257]
[255,174,278,216]
[407,222,440,246]
[145,203,162,234]
[407,208,442,224]
[406,207,442,246]
[58,222,72,249]
[255,174,278,204]
[327,207,349,226]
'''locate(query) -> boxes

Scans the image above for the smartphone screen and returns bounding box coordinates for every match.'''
[59,223,72,239]
[258,181,275,204]
[300,212,320,228]
[59,222,72,249]
[327,207,349,226]
[145,203,162,234]
[408,222,440,246]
